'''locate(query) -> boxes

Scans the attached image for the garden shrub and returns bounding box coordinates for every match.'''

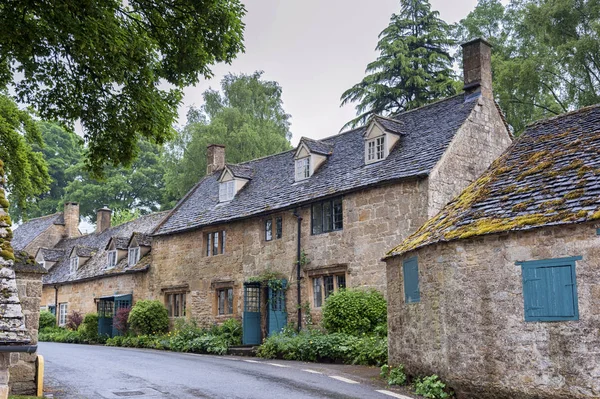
[66,310,84,330]
[39,311,56,330]
[380,364,407,386]
[128,300,169,335]
[79,313,99,343]
[114,307,131,335]
[216,318,242,346]
[322,289,387,336]
[39,328,82,344]
[414,375,451,399]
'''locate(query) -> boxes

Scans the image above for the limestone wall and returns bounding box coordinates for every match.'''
[386,222,600,399]
[427,96,512,218]
[22,224,65,258]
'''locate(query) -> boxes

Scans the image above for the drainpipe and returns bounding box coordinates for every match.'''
[54,285,59,326]
[293,208,302,332]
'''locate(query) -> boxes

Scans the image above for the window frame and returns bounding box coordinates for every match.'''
[128,247,140,266]
[365,135,386,164]
[69,257,78,274]
[264,216,283,241]
[402,256,420,304]
[311,272,346,308]
[219,180,236,202]
[265,218,273,241]
[107,250,117,269]
[217,287,234,315]
[58,302,68,326]
[311,197,343,235]
[165,292,187,318]
[295,157,310,181]
[206,230,226,256]
[517,256,581,322]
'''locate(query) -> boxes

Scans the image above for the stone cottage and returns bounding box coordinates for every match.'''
[384,105,600,399]
[149,38,512,344]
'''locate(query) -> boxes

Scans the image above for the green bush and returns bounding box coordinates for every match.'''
[414,375,451,399]
[322,289,387,336]
[39,311,56,330]
[128,300,169,336]
[380,364,407,386]
[79,313,99,343]
[215,318,242,346]
[39,328,83,344]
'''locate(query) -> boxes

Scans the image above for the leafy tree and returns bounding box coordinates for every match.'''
[63,140,167,221]
[9,122,83,222]
[111,209,143,227]
[0,0,246,176]
[340,0,457,128]
[0,94,49,211]
[163,71,292,204]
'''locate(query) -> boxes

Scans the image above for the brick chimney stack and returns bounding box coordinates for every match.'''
[207,144,226,175]
[63,202,80,238]
[461,38,493,100]
[96,206,112,234]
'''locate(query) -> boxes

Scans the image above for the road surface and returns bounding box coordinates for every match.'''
[39,342,415,399]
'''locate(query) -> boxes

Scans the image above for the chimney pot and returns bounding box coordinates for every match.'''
[461,38,493,99]
[96,205,112,234]
[63,202,80,238]
[206,144,226,175]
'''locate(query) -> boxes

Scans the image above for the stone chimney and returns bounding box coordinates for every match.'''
[96,206,112,234]
[63,202,80,238]
[461,38,493,100]
[206,144,226,175]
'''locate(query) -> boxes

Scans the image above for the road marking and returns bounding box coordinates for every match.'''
[267,363,290,368]
[329,376,359,384]
[243,359,261,363]
[302,369,322,374]
[376,390,414,399]
[220,357,239,361]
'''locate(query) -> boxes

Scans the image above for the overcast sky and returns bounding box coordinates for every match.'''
[177,0,480,145]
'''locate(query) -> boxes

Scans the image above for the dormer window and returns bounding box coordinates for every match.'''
[107,250,117,269]
[295,157,310,181]
[219,180,235,202]
[367,136,386,163]
[128,247,140,266]
[70,257,78,274]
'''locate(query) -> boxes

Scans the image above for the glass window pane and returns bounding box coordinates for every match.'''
[213,232,219,256]
[323,201,333,232]
[312,204,323,235]
[218,290,225,315]
[324,276,334,299]
[265,219,272,241]
[333,198,343,230]
[313,278,322,307]
[221,230,226,254]
[227,288,233,314]
[174,294,180,317]
[207,233,212,256]
[276,217,282,239]
[337,274,346,290]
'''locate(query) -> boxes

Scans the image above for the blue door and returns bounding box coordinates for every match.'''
[268,280,287,336]
[243,283,261,345]
[112,294,132,337]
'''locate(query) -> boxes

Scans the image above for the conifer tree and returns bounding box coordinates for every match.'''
[341,0,457,128]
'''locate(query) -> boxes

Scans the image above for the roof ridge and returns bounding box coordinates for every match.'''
[373,114,404,124]
[388,93,465,120]
[526,103,600,129]
[19,212,62,224]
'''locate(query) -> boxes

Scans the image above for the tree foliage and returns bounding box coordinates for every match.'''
[0,0,246,176]
[0,95,49,211]
[456,0,600,133]
[341,0,457,128]
[163,71,292,204]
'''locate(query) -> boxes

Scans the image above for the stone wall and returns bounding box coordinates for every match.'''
[22,224,65,258]
[386,222,600,399]
[427,95,512,218]
[41,272,149,317]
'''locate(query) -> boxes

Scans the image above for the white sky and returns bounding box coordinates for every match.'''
[177,0,480,146]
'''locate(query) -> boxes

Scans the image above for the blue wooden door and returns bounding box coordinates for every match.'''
[268,280,287,336]
[112,294,132,337]
[97,299,114,337]
[243,283,261,345]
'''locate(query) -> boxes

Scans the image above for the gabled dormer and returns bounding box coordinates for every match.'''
[218,164,253,202]
[105,237,129,269]
[294,137,333,182]
[127,233,152,266]
[35,247,65,270]
[68,246,95,275]
[364,115,404,165]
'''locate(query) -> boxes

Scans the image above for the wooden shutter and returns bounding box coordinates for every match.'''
[402,257,420,303]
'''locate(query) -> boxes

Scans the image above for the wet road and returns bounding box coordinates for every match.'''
[39,342,414,399]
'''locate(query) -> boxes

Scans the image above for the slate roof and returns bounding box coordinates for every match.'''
[73,246,96,257]
[226,164,254,180]
[300,137,333,155]
[108,237,130,250]
[372,115,405,135]
[12,213,63,251]
[131,233,151,247]
[155,94,480,235]
[43,211,167,285]
[387,104,600,257]
[38,248,66,262]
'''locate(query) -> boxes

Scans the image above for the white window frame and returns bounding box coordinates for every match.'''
[295,157,310,181]
[58,303,68,326]
[219,180,236,202]
[128,247,140,266]
[365,135,386,164]
[69,257,78,274]
[107,250,117,269]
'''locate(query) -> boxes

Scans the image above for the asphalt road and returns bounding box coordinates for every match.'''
[39,342,415,399]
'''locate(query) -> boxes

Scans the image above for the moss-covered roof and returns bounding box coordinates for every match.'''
[387,104,600,258]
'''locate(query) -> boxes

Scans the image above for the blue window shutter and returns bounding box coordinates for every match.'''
[519,256,580,322]
[403,257,420,303]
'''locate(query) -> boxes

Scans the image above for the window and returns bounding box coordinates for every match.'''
[366,136,386,163]
[166,292,187,317]
[518,256,580,322]
[48,305,56,315]
[217,288,234,315]
[219,180,235,202]
[107,250,117,268]
[295,157,310,181]
[206,231,226,256]
[128,247,140,266]
[69,257,78,274]
[58,303,68,326]
[311,197,343,235]
[403,257,420,303]
[265,216,283,241]
[312,273,346,308]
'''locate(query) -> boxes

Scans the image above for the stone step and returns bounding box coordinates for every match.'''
[227,345,257,357]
